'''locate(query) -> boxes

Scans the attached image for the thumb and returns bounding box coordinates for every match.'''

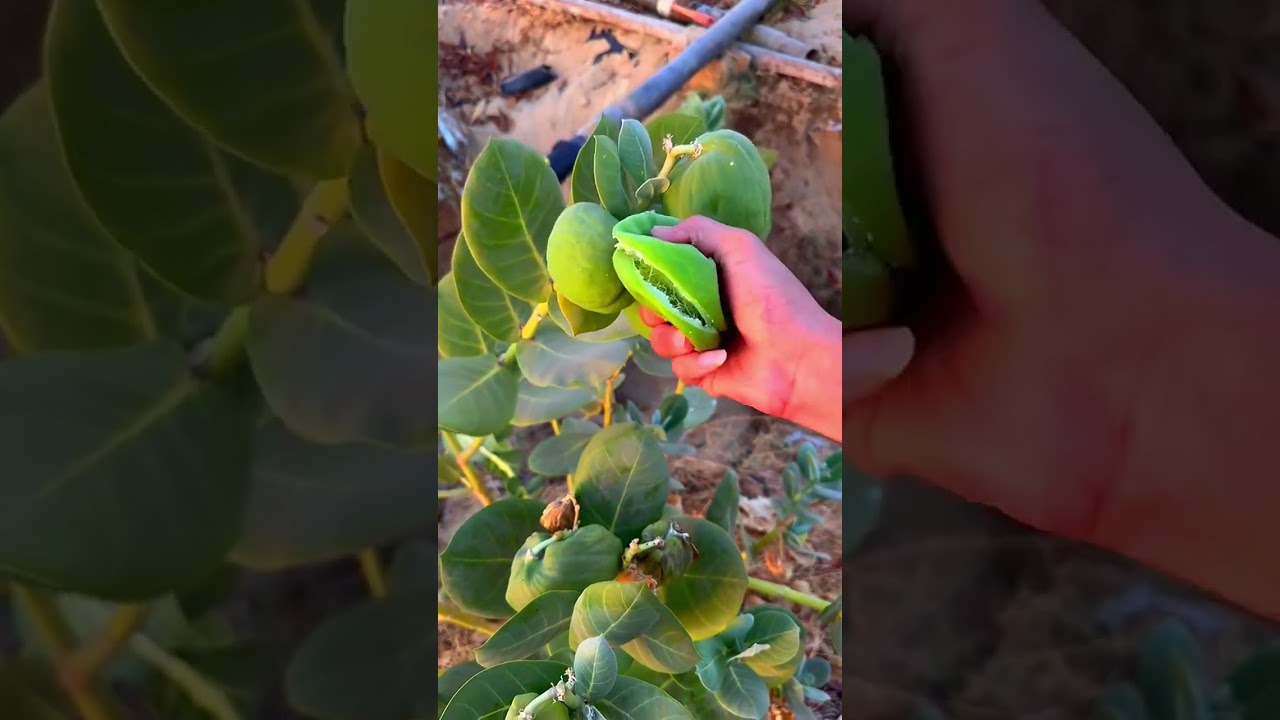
[843,327,914,403]
[671,349,728,387]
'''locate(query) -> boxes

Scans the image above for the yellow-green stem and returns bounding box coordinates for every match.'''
[501,301,550,366]
[442,432,494,506]
[207,306,250,375]
[602,365,623,427]
[746,575,831,612]
[264,178,349,294]
[74,604,147,680]
[675,379,686,395]
[357,549,388,599]
[438,605,498,636]
[11,586,118,720]
[550,418,561,435]
[751,516,795,553]
[656,141,701,180]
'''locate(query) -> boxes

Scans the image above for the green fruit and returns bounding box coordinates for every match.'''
[547,202,632,314]
[506,525,623,611]
[612,212,726,352]
[504,692,570,720]
[842,237,895,331]
[664,128,771,241]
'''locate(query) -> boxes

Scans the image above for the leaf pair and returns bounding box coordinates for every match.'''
[570,116,657,218]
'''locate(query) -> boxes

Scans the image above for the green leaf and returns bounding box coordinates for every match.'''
[528,429,599,476]
[475,591,578,668]
[454,234,530,343]
[46,0,294,303]
[348,145,430,285]
[571,135,630,219]
[574,636,618,701]
[387,538,436,598]
[0,341,252,600]
[439,661,567,720]
[738,610,803,686]
[784,677,818,720]
[345,0,435,181]
[439,498,544,618]
[617,119,656,212]
[143,641,275,720]
[438,273,491,358]
[460,138,562,303]
[554,291,623,338]
[705,470,740,536]
[658,394,689,432]
[512,380,595,427]
[286,593,433,720]
[248,224,435,448]
[632,343,675,378]
[570,424,669,542]
[0,83,154,353]
[438,661,484,715]
[656,518,749,641]
[596,678,697,720]
[230,420,434,570]
[377,148,439,283]
[590,114,622,143]
[713,662,770,718]
[644,112,706,163]
[1137,619,1210,720]
[681,386,717,428]
[570,581,698,674]
[94,0,360,179]
[440,356,521,437]
[517,325,633,388]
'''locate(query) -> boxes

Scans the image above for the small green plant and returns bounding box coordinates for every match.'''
[1093,618,1280,720]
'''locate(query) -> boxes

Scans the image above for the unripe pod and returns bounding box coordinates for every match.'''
[546,202,632,314]
[506,525,624,611]
[663,129,772,242]
[504,692,570,720]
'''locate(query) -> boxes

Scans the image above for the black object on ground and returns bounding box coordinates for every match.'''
[499,64,557,96]
[548,135,588,182]
[589,28,635,64]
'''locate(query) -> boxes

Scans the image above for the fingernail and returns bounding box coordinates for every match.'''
[877,328,914,380]
[696,349,728,371]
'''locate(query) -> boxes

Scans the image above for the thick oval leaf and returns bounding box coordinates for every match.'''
[517,325,633,388]
[739,610,803,686]
[46,0,292,303]
[682,387,717,428]
[95,0,360,179]
[705,470,739,536]
[631,343,675,378]
[713,662,770,719]
[439,661,567,720]
[440,357,520,437]
[570,581,698,675]
[512,381,595,427]
[475,591,578,668]
[643,112,706,163]
[0,341,252,600]
[528,430,598,476]
[345,0,435,180]
[657,517,749,641]
[230,420,434,570]
[0,83,154,352]
[248,224,435,448]
[349,145,429,285]
[286,593,433,720]
[438,273,490,358]
[617,119,655,211]
[570,424,668,542]
[438,661,484,715]
[377,148,438,283]
[571,135,629,219]
[454,233,529,343]
[439,498,544,618]
[574,636,618,701]
[460,138,562,302]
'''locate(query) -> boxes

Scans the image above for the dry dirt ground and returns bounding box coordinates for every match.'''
[438,1,1280,720]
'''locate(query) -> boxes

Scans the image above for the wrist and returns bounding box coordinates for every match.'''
[1093,216,1280,619]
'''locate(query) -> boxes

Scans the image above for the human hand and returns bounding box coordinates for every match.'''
[639,216,875,443]
[842,0,1275,546]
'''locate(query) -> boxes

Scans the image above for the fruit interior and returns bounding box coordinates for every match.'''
[622,249,710,328]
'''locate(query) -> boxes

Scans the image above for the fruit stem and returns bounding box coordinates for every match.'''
[675,379,685,395]
[264,178,349,295]
[442,432,494,506]
[656,138,703,182]
[501,301,550,366]
[357,548,388,599]
[622,537,665,569]
[518,672,575,720]
[527,529,575,559]
[746,575,833,612]
[11,585,119,720]
[438,605,498,636]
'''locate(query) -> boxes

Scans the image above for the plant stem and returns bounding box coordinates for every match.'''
[550,418,561,435]
[206,306,251,376]
[603,366,623,427]
[675,379,685,395]
[438,487,471,499]
[442,432,494,506]
[129,634,241,720]
[477,445,516,478]
[11,585,118,720]
[357,549,388,599]
[264,178,349,294]
[457,436,484,465]
[74,604,147,680]
[438,605,498,636]
[746,576,832,612]
[500,301,550,366]
[751,515,795,553]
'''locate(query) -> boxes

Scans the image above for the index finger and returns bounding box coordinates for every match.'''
[638,305,666,327]
[650,215,755,264]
